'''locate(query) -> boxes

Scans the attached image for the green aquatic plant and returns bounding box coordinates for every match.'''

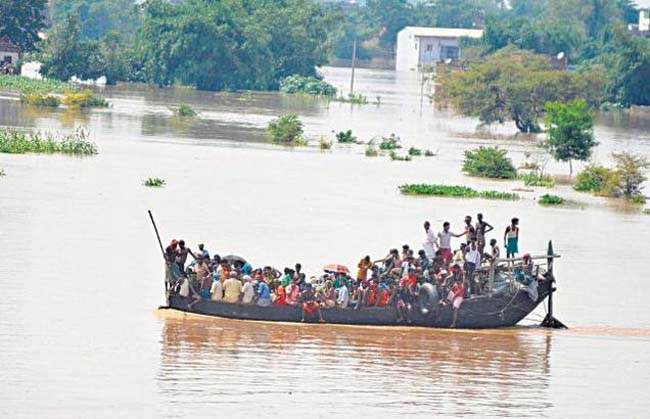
[399,184,520,201]
[0,128,98,156]
[335,130,356,143]
[319,136,332,150]
[378,133,401,150]
[333,92,368,104]
[643,208,650,215]
[408,147,422,156]
[280,75,337,97]
[144,177,166,187]
[0,75,72,93]
[20,92,61,107]
[268,114,304,144]
[463,146,517,179]
[424,149,437,157]
[170,104,198,117]
[520,172,555,188]
[538,194,565,205]
[389,150,411,161]
[62,90,110,108]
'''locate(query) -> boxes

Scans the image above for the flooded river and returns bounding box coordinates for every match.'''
[1,67,649,417]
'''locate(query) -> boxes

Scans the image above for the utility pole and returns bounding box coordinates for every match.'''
[350,39,357,95]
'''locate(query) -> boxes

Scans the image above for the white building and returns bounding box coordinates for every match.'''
[395,27,483,71]
[640,9,650,33]
[0,35,20,67]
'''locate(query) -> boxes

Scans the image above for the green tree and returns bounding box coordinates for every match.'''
[436,47,604,132]
[544,99,597,175]
[49,0,141,40]
[611,151,650,200]
[0,0,47,51]
[365,0,415,49]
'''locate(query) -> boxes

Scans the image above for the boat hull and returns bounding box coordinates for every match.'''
[166,278,551,329]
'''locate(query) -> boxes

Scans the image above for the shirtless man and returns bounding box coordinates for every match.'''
[475,213,494,257]
[176,240,196,274]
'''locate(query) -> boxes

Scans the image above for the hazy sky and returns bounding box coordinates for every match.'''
[636,0,650,6]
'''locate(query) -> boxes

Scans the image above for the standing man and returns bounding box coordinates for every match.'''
[475,213,493,257]
[465,240,481,295]
[438,222,462,265]
[176,240,196,274]
[504,218,520,259]
[423,221,437,260]
[462,216,476,244]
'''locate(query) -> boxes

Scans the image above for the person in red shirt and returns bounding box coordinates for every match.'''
[440,273,465,328]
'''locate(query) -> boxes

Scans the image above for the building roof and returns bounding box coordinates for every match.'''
[0,35,21,53]
[399,26,483,39]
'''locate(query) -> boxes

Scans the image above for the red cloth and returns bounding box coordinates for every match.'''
[440,248,452,264]
[302,301,319,315]
[451,282,465,298]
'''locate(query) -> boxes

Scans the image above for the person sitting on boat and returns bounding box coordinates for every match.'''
[263,266,281,285]
[301,283,325,322]
[285,278,300,306]
[504,217,520,259]
[223,272,243,303]
[241,262,253,276]
[417,249,431,274]
[336,280,350,308]
[396,270,417,323]
[280,268,294,287]
[318,280,336,308]
[241,275,255,304]
[272,279,286,305]
[453,243,466,265]
[210,273,223,301]
[432,249,445,273]
[209,254,221,272]
[440,273,465,328]
[254,278,271,307]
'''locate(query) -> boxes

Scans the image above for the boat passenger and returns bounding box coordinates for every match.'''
[465,240,481,295]
[294,263,306,287]
[197,243,210,259]
[396,272,417,323]
[241,262,253,276]
[336,282,350,308]
[319,280,336,308]
[301,283,324,322]
[285,278,300,306]
[440,275,465,328]
[423,221,437,260]
[241,275,255,304]
[489,238,501,261]
[175,240,196,273]
[280,268,293,287]
[475,213,494,256]
[272,279,286,305]
[223,272,243,303]
[357,256,372,284]
[210,273,223,301]
[164,239,180,286]
[504,217,520,258]
[417,249,431,273]
[401,245,410,261]
[462,215,476,244]
[453,243,466,264]
[209,254,221,271]
[254,279,271,307]
[438,222,461,265]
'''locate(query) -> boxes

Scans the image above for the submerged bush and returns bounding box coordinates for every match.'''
[520,172,555,188]
[378,133,401,150]
[333,92,368,104]
[365,144,379,157]
[20,92,61,107]
[574,164,614,192]
[538,194,565,205]
[280,75,337,97]
[335,130,356,143]
[62,90,109,108]
[319,136,332,149]
[0,128,98,156]
[171,104,197,117]
[399,184,520,200]
[0,168,5,177]
[389,150,412,161]
[408,147,422,156]
[463,146,517,179]
[144,177,166,187]
[268,114,304,144]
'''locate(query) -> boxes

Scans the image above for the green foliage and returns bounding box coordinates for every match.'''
[280,75,337,97]
[378,133,401,150]
[20,93,61,107]
[520,173,555,188]
[62,90,109,108]
[144,177,166,187]
[268,114,304,144]
[574,164,614,192]
[389,151,412,161]
[436,47,604,132]
[49,0,141,40]
[0,0,47,51]
[399,184,520,201]
[140,0,332,91]
[171,104,197,117]
[612,151,650,200]
[462,146,517,179]
[643,208,650,215]
[0,75,72,94]
[408,147,422,156]
[333,93,369,104]
[335,130,356,143]
[538,194,565,205]
[0,128,98,156]
[544,99,597,174]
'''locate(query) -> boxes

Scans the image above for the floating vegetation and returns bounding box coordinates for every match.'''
[62,90,109,108]
[268,114,304,145]
[0,75,72,93]
[144,177,166,187]
[520,172,555,188]
[408,147,422,156]
[0,128,98,156]
[399,184,520,201]
[335,129,356,143]
[333,92,368,104]
[463,146,517,179]
[280,75,337,97]
[643,208,650,215]
[424,149,437,157]
[538,194,565,205]
[319,136,332,150]
[20,92,61,107]
[365,144,379,157]
[389,150,412,161]
[170,103,198,117]
[378,133,401,150]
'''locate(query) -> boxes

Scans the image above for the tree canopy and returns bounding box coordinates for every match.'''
[48,0,141,40]
[0,0,47,51]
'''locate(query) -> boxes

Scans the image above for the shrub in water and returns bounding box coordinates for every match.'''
[144,177,166,187]
[268,114,304,144]
[171,104,197,117]
[424,149,437,157]
[574,164,615,192]
[319,136,332,150]
[379,133,401,150]
[335,130,356,143]
[0,75,71,93]
[520,172,555,188]
[0,127,97,156]
[408,147,422,156]
[389,150,411,161]
[365,144,379,157]
[20,93,61,107]
[280,75,337,97]
[463,146,517,179]
[399,184,519,200]
[63,90,109,108]
[538,194,565,205]
[0,168,5,177]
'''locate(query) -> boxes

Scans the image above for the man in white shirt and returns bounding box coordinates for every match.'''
[241,275,255,304]
[423,221,437,260]
[465,240,482,295]
[336,285,350,308]
[438,221,462,265]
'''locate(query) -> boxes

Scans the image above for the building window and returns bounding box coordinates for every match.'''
[426,44,432,52]
[3,56,12,64]
[440,46,460,60]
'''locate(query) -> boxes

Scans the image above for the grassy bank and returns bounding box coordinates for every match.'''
[0,128,98,156]
[399,184,520,201]
[0,75,72,93]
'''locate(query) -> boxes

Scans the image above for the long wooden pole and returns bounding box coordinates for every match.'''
[350,38,357,95]
[148,210,166,260]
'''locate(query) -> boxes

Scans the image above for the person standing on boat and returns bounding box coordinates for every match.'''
[465,240,481,295]
[197,243,209,259]
[164,240,180,287]
[504,218,520,259]
[285,278,301,306]
[356,256,372,285]
[423,221,437,260]
[475,213,493,257]
[462,216,476,244]
[438,222,462,265]
[175,240,196,273]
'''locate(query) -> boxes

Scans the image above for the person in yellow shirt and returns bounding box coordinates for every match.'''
[223,272,242,303]
[356,256,372,283]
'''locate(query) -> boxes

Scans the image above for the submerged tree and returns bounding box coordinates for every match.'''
[611,151,650,201]
[544,99,597,175]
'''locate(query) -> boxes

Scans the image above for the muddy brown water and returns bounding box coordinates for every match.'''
[1,67,649,417]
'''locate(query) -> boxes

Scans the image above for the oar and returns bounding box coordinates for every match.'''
[148,210,170,307]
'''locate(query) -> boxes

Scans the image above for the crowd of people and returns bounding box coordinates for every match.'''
[164,214,532,327]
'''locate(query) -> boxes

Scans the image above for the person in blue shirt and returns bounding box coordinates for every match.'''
[255,280,271,307]
[242,262,253,276]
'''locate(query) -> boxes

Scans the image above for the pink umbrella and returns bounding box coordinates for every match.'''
[323,264,350,274]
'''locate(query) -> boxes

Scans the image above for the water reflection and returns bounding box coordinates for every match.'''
[158,314,552,417]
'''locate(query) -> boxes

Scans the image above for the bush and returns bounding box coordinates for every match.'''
[408,147,422,156]
[539,194,565,205]
[144,177,166,187]
[574,164,615,192]
[268,114,304,144]
[378,133,401,150]
[335,130,356,143]
[62,90,109,108]
[319,136,332,150]
[170,104,197,117]
[20,93,61,107]
[0,127,98,156]
[0,75,71,93]
[280,75,337,97]
[389,151,411,161]
[365,144,378,157]
[399,184,520,200]
[462,146,517,179]
[424,149,437,157]
[520,172,555,188]
[334,92,368,104]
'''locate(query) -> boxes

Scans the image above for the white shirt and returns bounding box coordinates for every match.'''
[424,229,437,245]
[438,230,452,249]
[210,280,223,301]
[466,249,481,265]
[336,286,350,307]
[241,282,255,304]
